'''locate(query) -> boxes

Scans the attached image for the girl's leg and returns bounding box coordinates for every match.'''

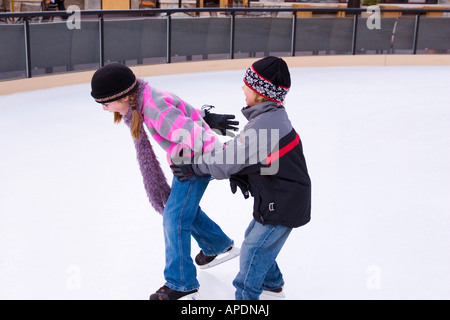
[191,206,234,257]
[162,175,210,292]
[233,220,292,300]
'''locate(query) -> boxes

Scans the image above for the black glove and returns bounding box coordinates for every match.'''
[202,105,239,137]
[230,175,252,199]
[170,164,198,182]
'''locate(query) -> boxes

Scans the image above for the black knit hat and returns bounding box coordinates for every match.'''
[243,56,291,103]
[91,63,138,103]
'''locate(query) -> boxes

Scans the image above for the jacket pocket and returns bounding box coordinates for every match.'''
[252,177,278,223]
[252,176,310,227]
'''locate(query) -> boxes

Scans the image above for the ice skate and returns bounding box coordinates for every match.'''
[195,246,240,269]
[150,285,200,300]
[262,287,286,298]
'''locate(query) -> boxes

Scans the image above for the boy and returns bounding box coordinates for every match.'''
[172,56,311,300]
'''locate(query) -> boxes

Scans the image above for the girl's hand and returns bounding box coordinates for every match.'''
[202,105,239,137]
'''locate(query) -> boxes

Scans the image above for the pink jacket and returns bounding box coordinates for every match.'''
[140,83,220,164]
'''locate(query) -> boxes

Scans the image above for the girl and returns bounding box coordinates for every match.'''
[172,56,312,300]
[90,63,240,300]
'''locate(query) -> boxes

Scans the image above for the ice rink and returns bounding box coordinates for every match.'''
[0,65,449,300]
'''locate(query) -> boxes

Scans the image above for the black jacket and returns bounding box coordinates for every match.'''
[194,101,311,228]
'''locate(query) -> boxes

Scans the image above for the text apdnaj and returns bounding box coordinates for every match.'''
[181,304,269,317]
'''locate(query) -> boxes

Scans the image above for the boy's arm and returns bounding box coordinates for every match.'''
[176,129,265,180]
[196,135,251,179]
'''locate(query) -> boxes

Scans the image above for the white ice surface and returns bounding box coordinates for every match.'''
[0,65,449,300]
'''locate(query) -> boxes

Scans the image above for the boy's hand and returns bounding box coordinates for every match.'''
[230,175,252,199]
[170,164,197,182]
[202,105,239,137]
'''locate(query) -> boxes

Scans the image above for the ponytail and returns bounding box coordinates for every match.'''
[113,91,142,141]
[129,92,142,141]
[114,112,122,124]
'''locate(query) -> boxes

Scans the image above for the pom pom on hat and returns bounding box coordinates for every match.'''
[91,63,137,103]
[243,56,291,103]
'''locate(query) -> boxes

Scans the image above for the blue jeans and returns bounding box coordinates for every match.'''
[163,175,233,292]
[233,219,292,300]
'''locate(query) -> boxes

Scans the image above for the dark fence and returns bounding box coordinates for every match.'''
[0,8,449,80]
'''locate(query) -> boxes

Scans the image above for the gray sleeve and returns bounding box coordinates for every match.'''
[193,127,279,180]
[192,133,252,179]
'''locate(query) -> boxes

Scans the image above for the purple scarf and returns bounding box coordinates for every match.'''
[123,81,171,215]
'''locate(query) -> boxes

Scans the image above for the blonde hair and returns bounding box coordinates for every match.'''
[114,91,142,141]
[255,93,270,105]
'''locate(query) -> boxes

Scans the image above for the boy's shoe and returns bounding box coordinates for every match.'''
[262,287,286,298]
[150,285,200,300]
[195,245,240,269]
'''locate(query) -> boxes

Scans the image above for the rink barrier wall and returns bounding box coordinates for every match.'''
[1,54,450,95]
[1,7,450,83]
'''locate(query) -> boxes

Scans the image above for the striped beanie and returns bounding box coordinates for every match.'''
[244,56,291,103]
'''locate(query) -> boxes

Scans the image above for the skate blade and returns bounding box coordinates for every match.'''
[178,292,200,300]
[198,246,240,269]
[262,289,286,299]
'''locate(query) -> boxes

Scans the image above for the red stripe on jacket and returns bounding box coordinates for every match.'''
[265,133,300,166]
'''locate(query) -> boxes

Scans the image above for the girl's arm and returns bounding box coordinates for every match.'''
[141,85,219,155]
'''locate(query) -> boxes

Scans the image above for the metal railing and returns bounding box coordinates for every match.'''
[1,7,449,79]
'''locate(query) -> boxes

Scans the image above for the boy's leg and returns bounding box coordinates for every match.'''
[233,220,292,300]
[162,175,210,292]
[262,262,285,292]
